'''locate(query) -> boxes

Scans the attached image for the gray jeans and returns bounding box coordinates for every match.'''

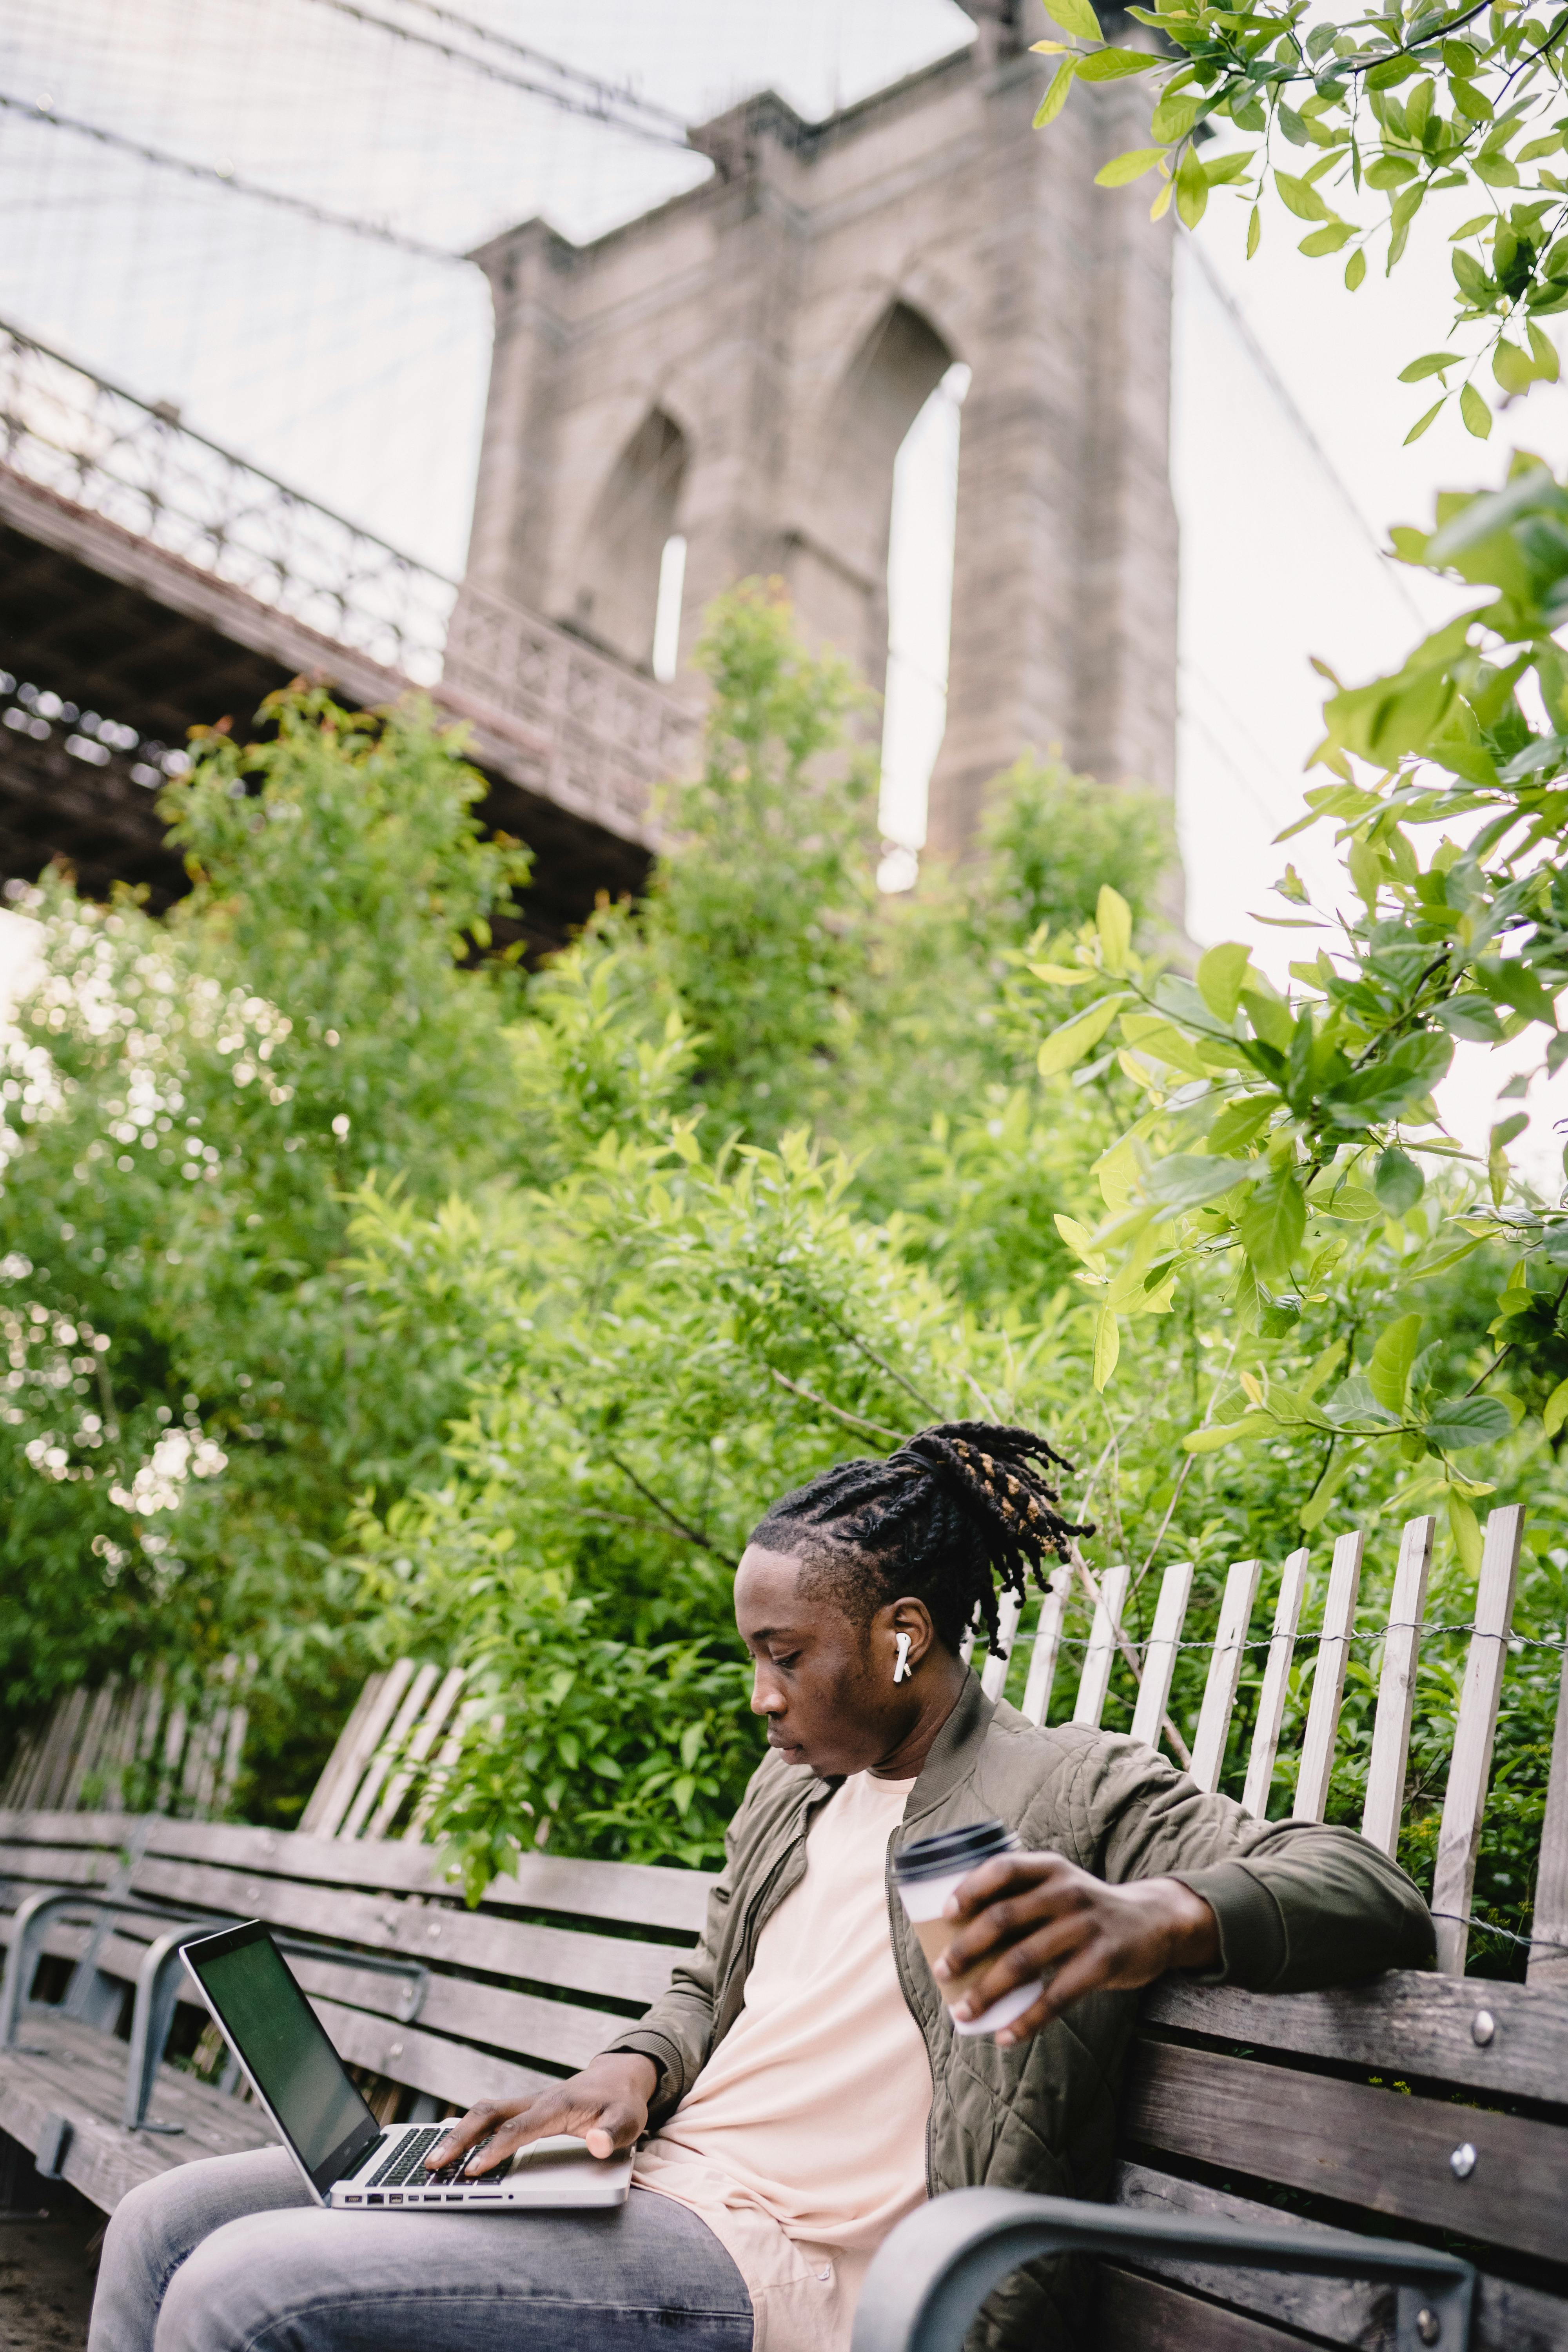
[89,2145,754,2352]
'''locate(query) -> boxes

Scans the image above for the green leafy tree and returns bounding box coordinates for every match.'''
[0,693,530,1806]
[1034,0,1568,433]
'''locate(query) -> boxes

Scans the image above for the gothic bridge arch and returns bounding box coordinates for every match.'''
[459,6,1177,858]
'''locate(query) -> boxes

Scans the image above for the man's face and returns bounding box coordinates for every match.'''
[734,1543,912,1779]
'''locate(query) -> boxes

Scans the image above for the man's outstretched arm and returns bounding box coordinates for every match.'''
[931,1734,1434,2046]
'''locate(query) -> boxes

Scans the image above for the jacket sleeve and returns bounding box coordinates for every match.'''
[1065,1731,1435,1992]
[601,1766,763,2125]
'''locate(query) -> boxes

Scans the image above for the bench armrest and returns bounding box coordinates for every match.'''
[849,2188,1474,2352]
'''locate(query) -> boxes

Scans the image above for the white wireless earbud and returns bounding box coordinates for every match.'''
[893,1632,913,1684]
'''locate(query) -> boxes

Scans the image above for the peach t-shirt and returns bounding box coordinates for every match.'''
[633,1770,932,2352]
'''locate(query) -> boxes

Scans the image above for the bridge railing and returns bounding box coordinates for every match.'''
[0,318,456,684]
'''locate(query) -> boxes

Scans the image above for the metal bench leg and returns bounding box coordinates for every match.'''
[123,1920,240,2132]
[0,1893,108,2050]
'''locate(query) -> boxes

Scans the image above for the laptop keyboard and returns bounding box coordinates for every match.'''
[365,2126,450,2188]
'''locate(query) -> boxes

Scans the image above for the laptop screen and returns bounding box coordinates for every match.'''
[183,1923,381,2194]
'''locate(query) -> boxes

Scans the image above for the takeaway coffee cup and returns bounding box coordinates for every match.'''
[893,1819,1043,2038]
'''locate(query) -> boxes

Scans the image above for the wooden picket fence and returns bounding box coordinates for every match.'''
[0,1657,254,1822]
[961,1504,1567,1985]
[297,1660,471,1842]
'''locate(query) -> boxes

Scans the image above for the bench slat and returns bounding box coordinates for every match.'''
[1124,2037,1565,2263]
[0,1813,715,1938]
[1142,1969,1568,2106]
[1115,2159,1568,2352]
[310,1995,553,2112]
[0,2016,276,2212]
[1112,2161,1389,2347]
[0,1841,125,1891]
[130,1854,680,2006]
[1099,2265,1312,2352]
[289,1956,626,2073]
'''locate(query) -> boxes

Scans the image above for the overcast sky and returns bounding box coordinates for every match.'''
[2,0,1566,1175]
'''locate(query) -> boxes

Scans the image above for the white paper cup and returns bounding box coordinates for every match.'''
[893,1825,1042,2038]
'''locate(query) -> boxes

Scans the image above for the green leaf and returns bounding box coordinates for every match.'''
[1238,1166,1307,1285]
[1182,1413,1272,1453]
[1150,89,1201,141]
[1448,1490,1483,1573]
[1493,339,1536,394]
[1300,221,1354,256]
[1096,146,1165,185]
[1367,1312,1423,1413]
[1075,45,1161,79]
[1176,145,1208,228]
[1405,396,1445,444]
[1034,58,1079,126]
[1145,1154,1261,1210]
[1374,1146,1425,1214]
[1247,203,1262,258]
[1423,1394,1514,1450]
[1092,1305,1120,1391]
[1037,993,1127,1076]
[1345,247,1367,289]
[1096,884,1133,973]
[1460,380,1494,439]
[1197,940,1251,1023]
[1047,0,1103,38]
[1276,169,1331,222]
[1543,1374,1568,1437]
[1300,1450,1357,1530]
[1399,352,1461,382]
[1209,1094,1275,1156]
[1450,77,1494,122]
[1432,994,1505,1042]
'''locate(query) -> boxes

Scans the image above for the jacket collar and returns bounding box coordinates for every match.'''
[904,1667,994,1828]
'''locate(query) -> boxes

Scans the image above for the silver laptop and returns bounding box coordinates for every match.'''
[181,1919,632,2210]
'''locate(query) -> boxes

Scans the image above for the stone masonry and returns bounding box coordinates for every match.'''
[459,0,1178,860]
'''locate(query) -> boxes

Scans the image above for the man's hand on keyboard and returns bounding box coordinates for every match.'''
[425,2053,661,2176]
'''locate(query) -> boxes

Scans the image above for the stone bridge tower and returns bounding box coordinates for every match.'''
[456,0,1177,861]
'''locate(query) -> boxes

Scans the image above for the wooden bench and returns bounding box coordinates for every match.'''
[3,1503,1566,2352]
[0,1810,711,2214]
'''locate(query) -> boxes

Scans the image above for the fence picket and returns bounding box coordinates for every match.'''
[1020,1582,1067,1728]
[980,1591,1024,1702]
[1189,1559,1261,1794]
[369,1666,468,1839]
[1361,1515,1435,1859]
[1294,1528,1365,1823]
[1129,1561,1195,1755]
[303,1665,410,1838]
[406,1695,483,1841]
[1072,1566,1131,1729]
[1241,1547,1309,1820]
[1527,1609,1568,1989]
[1433,1504,1525,1975]
[342,1662,439,1840]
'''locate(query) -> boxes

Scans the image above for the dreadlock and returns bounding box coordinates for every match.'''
[750,1422,1094,1658]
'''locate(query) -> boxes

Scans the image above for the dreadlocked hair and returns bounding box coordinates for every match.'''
[750,1422,1094,1658]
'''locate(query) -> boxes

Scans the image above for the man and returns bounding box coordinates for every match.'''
[91,1423,1432,2352]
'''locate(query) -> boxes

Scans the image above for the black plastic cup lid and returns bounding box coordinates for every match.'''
[892,1818,1018,1884]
